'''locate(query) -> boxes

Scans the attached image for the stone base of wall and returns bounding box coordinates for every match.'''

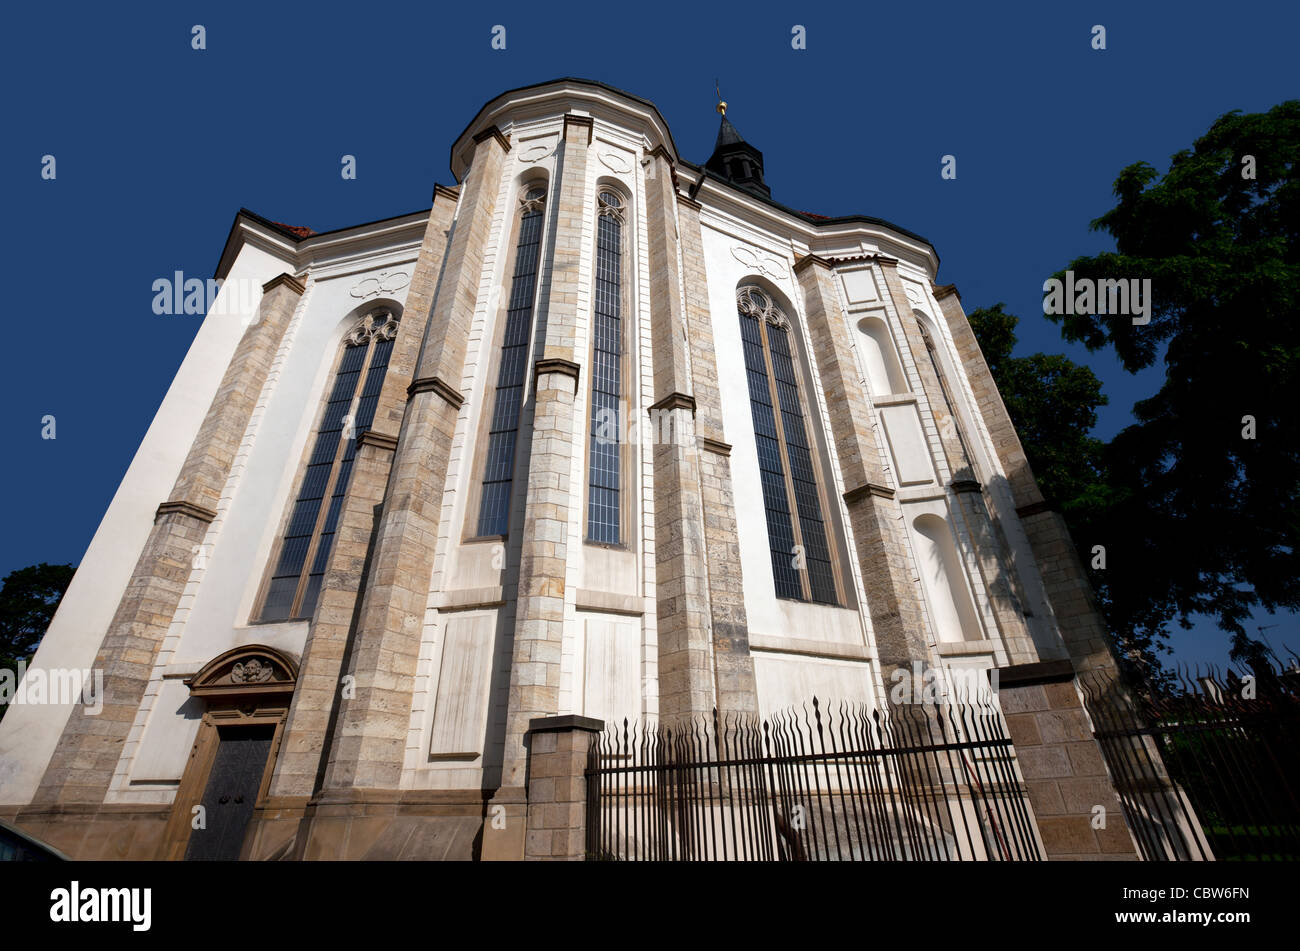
[3,793,497,860]
[996,660,1141,860]
[4,803,170,860]
[479,785,527,860]
[254,790,493,860]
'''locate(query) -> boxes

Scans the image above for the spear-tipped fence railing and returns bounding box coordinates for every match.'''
[585,697,1042,861]
[1080,662,1300,861]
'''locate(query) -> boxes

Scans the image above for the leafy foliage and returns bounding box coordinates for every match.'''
[1044,102,1300,666]
[0,562,74,721]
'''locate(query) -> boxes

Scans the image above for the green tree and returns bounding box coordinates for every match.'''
[0,562,74,721]
[1047,101,1300,668]
[968,303,1110,518]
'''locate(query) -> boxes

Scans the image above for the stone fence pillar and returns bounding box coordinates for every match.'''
[523,715,603,861]
[995,660,1141,860]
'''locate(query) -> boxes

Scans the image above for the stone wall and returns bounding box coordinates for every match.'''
[996,661,1139,859]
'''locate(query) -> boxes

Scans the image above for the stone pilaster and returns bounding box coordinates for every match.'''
[879,261,1035,659]
[795,257,933,683]
[523,714,603,860]
[34,273,304,805]
[501,114,591,788]
[932,285,1039,504]
[1020,508,1116,673]
[645,151,689,396]
[643,160,715,722]
[267,186,460,804]
[933,286,1116,674]
[320,130,508,793]
[676,195,758,718]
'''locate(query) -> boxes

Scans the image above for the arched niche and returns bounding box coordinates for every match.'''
[912,514,981,643]
[856,315,908,394]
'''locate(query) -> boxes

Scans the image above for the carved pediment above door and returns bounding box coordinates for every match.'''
[184,645,298,702]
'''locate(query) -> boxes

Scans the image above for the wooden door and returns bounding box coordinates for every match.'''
[183,724,275,861]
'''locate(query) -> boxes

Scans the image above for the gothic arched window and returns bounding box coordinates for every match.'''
[586,188,626,544]
[260,308,399,621]
[474,183,547,537]
[737,286,838,604]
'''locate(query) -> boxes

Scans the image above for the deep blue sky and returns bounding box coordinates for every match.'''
[2,1,1296,667]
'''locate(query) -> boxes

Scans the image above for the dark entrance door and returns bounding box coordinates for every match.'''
[184,724,275,861]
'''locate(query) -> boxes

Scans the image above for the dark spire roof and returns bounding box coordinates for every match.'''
[714,115,745,150]
[704,112,771,199]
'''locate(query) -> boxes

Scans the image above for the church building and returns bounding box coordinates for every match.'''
[0,79,1138,861]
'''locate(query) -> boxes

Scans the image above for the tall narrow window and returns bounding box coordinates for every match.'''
[475,184,546,537]
[587,189,625,544]
[260,309,398,621]
[737,286,837,605]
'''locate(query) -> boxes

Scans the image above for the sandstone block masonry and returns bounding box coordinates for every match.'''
[34,273,304,807]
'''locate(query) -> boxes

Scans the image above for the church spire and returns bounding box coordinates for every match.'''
[704,85,771,199]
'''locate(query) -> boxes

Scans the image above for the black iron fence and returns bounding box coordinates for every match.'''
[585,697,1042,861]
[1081,665,1300,861]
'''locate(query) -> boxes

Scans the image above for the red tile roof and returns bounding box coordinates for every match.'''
[271,221,316,238]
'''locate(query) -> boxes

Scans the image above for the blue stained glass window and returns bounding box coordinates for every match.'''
[262,311,399,621]
[476,185,546,537]
[587,190,625,544]
[737,286,838,605]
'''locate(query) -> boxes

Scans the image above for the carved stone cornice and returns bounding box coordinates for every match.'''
[407,376,465,408]
[155,500,218,524]
[1015,500,1055,519]
[646,144,681,193]
[534,357,581,383]
[950,479,983,495]
[994,659,1076,688]
[700,437,732,456]
[562,114,594,144]
[527,714,605,735]
[842,482,896,505]
[649,392,696,415]
[472,125,512,153]
[261,273,306,296]
[932,283,961,302]
[432,182,461,204]
[357,430,399,452]
[794,254,833,274]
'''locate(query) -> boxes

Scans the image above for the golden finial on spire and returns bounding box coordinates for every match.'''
[715,79,727,117]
